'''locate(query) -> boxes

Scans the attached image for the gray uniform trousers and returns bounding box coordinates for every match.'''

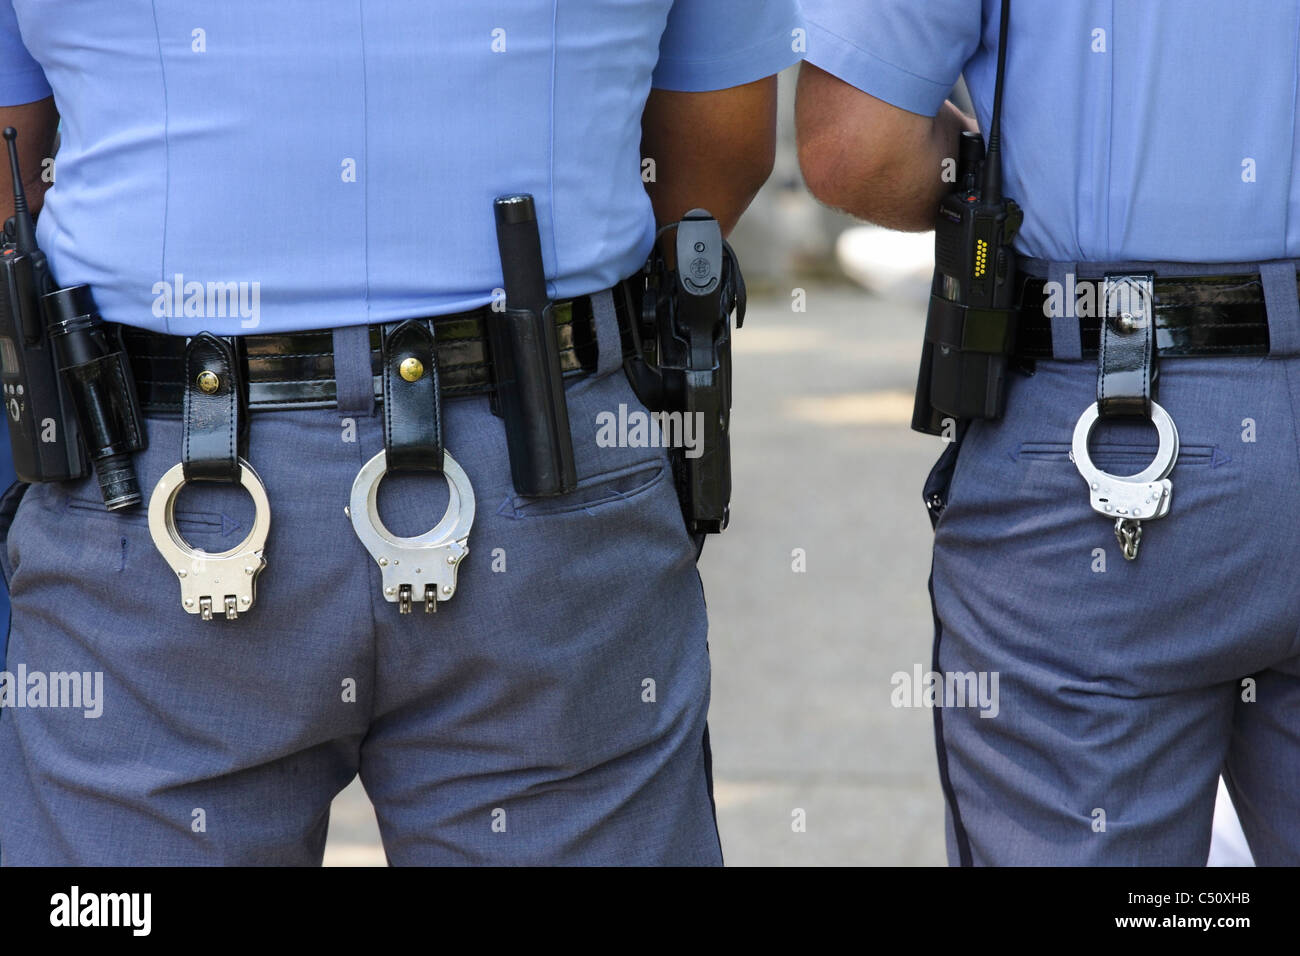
[927,260,1300,865]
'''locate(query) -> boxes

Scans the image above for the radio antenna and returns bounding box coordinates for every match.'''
[4,127,39,254]
[982,0,1011,204]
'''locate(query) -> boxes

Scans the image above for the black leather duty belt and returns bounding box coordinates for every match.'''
[121,283,635,412]
[1015,273,1274,359]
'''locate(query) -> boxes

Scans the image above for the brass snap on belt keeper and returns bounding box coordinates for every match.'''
[399,356,424,382]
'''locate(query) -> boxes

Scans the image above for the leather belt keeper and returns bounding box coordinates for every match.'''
[182,332,248,483]
[1097,274,1156,418]
[381,318,443,473]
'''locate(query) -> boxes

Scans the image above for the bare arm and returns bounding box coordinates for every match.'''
[0,96,58,224]
[640,76,779,238]
[795,63,975,231]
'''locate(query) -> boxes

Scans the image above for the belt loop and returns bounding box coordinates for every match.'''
[1259,261,1300,357]
[591,288,622,377]
[332,324,376,416]
[1049,261,1083,360]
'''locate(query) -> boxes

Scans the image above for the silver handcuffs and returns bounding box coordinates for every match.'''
[147,447,474,619]
[1071,400,1179,561]
[346,449,475,613]
[148,458,271,619]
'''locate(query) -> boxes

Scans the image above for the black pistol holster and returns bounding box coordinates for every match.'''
[624,209,746,535]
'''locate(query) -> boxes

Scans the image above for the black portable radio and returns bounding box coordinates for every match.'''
[912,0,1024,436]
[0,127,86,483]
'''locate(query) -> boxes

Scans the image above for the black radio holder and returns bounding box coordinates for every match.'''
[1,127,145,508]
[911,0,1024,436]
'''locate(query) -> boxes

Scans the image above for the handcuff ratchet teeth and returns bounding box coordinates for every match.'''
[148,458,271,619]
[1070,399,1179,561]
[347,449,475,613]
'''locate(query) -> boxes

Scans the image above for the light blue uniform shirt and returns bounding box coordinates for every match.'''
[802,0,1300,265]
[0,1,800,334]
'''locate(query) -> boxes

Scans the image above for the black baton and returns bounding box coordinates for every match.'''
[490,195,577,497]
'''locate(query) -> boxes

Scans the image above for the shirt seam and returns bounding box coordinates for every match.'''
[546,0,559,299]
[149,0,172,335]
[1286,7,1299,252]
[358,1,372,322]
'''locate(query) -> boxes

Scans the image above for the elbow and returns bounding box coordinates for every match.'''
[797,134,845,212]
[796,66,859,213]
[798,133,932,232]
[796,96,868,216]
[797,129,879,219]
[796,65,939,231]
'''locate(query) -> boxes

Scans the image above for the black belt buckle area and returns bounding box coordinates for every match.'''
[1015,272,1274,359]
[119,297,617,413]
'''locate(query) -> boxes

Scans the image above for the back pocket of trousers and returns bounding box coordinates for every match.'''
[502,460,666,519]
[1017,441,1223,472]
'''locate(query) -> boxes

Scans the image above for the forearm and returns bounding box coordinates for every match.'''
[0,96,58,224]
[796,64,976,231]
[639,77,778,238]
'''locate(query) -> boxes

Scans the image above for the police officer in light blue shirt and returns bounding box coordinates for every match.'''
[0,1,800,865]
[798,0,1300,865]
